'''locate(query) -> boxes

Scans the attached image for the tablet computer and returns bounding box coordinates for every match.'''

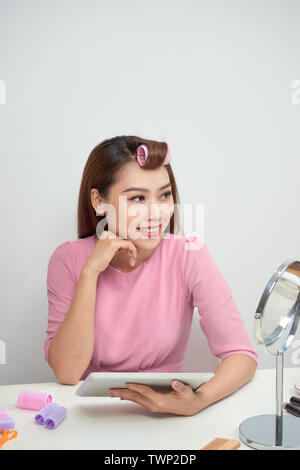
[75,372,215,397]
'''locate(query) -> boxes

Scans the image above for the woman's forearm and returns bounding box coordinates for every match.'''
[47,265,99,385]
[194,354,257,411]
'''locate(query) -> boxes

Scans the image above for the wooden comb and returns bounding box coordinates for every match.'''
[201,437,241,450]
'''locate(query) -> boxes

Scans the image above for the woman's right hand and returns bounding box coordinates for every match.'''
[84,230,138,275]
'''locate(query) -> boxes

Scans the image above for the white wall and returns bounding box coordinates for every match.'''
[1,0,300,385]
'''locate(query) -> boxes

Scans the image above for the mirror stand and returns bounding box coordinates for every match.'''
[239,258,300,451]
[239,350,300,449]
[239,258,300,449]
[275,351,283,442]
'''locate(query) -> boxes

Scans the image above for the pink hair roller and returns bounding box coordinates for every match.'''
[164,145,172,165]
[136,144,148,166]
[17,390,53,411]
[136,144,172,167]
[0,410,9,419]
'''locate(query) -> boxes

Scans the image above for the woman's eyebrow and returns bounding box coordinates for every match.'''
[122,182,171,193]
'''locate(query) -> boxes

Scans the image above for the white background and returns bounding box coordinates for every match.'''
[1,0,300,385]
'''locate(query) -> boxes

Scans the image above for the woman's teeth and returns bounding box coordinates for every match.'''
[138,225,161,234]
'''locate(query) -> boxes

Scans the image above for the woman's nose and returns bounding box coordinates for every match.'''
[146,201,162,219]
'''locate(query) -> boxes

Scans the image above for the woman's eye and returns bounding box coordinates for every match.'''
[129,191,171,202]
[129,195,144,202]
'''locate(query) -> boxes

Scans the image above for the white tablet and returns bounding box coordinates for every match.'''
[75,372,215,397]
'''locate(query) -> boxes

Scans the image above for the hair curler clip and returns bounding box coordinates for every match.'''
[136,144,172,167]
[0,430,18,450]
[0,411,9,419]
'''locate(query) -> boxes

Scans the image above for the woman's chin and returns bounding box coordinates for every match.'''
[132,235,163,249]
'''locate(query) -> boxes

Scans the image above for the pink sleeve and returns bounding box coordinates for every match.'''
[44,242,77,363]
[182,236,258,365]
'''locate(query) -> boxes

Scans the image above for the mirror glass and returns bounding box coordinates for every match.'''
[256,262,300,355]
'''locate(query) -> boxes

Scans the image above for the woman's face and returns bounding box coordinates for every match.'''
[97,161,174,249]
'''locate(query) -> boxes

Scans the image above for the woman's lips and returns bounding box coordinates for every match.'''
[137,224,162,237]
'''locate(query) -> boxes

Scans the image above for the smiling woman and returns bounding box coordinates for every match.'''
[78,135,181,241]
[44,135,258,417]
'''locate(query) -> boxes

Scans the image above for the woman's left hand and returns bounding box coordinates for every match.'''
[108,380,203,416]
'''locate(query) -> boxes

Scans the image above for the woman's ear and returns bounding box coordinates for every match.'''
[91,188,105,215]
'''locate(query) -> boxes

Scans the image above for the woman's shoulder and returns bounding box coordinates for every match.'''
[48,235,94,276]
[50,235,94,256]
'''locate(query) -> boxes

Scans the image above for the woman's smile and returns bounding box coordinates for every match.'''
[137,224,162,237]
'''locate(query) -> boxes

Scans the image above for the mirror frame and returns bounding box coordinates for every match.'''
[254,258,300,355]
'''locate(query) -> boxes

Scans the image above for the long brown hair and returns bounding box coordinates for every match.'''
[77,135,181,239]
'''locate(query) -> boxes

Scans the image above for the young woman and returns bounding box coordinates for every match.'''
[45,135,258,416]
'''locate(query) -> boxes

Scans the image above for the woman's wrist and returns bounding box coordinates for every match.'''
[192,354,257,413]
[193,384,216,411]
[81,263,100,279]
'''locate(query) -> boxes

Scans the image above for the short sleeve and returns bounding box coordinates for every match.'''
[44,241,77,363]
[181,236,258,365]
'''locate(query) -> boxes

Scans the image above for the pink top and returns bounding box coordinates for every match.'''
[45,233,258,380]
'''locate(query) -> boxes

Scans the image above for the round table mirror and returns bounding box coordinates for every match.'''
[239,259,300,450]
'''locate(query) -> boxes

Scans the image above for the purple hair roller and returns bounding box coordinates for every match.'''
[35,402,59,425]
[0,417,15,430]
[45,406,67,429]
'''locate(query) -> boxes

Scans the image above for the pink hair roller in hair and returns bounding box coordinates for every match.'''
[0,410,9,419]
[136,144,148,166]
[17,390,53,411]
[136,144,172,167]
[164,145,172,165]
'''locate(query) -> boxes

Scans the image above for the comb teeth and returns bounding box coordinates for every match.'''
[201,437,241,450]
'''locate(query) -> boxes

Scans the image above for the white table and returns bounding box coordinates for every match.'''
[0,368,299,450]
